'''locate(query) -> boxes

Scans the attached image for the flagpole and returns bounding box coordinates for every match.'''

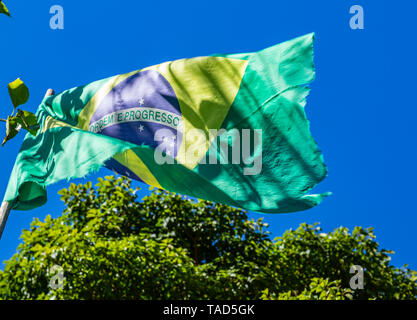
[0,88,54,240]
[0,201,12,240]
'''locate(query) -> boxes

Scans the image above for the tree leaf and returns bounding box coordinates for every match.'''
[1,110,39,145]
[15,109,39,135]
[8,78,29,111]
[0,1,11,17]
[2,116,20,146]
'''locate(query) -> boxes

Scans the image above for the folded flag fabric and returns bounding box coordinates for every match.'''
[4,33,329,213]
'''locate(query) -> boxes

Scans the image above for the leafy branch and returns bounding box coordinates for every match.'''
[1,2,40,146]
[0,1,11,17]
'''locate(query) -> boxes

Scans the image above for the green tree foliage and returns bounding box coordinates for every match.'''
[0,176,416,300]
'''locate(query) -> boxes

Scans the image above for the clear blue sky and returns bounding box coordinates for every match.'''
[1,1,416,271]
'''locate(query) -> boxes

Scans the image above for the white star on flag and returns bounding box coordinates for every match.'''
[139,98,144,106]
[138,125,144,132]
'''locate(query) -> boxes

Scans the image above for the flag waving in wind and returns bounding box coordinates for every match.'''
[3,33,329,213]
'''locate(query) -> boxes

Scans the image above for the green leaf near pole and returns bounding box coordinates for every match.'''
[2,116,20,146]
[16,109,39,136]
[0,1,11,17]
[1,111,39,146]
[2,79,38,146]
[8,78,29,113]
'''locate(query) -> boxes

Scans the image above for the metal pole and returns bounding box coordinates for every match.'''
[0,201,12,240]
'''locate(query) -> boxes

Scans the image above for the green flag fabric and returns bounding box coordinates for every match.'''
[4,33,329,213]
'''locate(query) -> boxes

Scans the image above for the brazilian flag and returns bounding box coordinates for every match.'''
[4,33,329,213]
